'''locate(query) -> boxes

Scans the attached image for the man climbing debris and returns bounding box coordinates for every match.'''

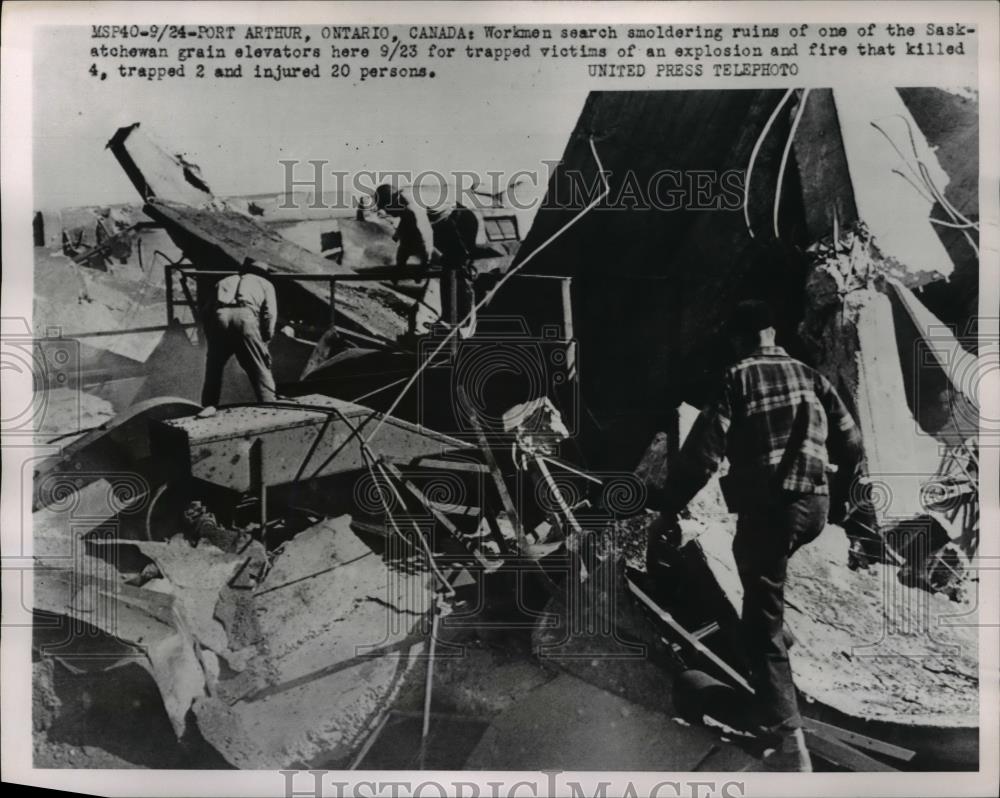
[200,256,278,408]
[371,182,479,327]
[651,299,863,772]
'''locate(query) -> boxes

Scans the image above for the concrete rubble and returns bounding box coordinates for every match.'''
[29,86,982,771]
[34,509,432,768]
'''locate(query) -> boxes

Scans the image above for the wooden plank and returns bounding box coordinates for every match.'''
[406,457,490,474]
[630,554,918,771]
[626,575,754,694]
[689,744,721,772]
[802,718,915,763]
[423,500,481,518]
[803,727,899,772]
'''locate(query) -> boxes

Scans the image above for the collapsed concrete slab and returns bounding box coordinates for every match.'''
[105,123,523,349]
[30,390,487,767]
[32,247,170,363]
[193,516,431,768]
[107,123,416,343]
[798,226,979,552]
[831,86,957,285]
[33,510,432,768]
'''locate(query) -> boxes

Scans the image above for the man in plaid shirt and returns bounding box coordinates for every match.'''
[655,300,863,771]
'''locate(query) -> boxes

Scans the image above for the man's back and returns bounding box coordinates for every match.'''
[214,272,267,307]
[674,345,861,506]
[654,302,863,771]
[201,268,278,405]
[724,346,848,494]
[213,272,276,340]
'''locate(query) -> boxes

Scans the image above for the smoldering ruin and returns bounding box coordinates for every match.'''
[29,87,981,772]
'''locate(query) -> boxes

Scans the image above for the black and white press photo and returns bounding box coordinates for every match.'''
[1,3,997,796]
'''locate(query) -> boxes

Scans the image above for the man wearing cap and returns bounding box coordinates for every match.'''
[200,257,278,407]
[371,183,478,327]
[652,299,863,771]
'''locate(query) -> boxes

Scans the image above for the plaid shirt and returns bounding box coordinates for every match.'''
[662,346,862,512]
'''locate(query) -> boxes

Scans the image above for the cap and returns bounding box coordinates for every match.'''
[372,183,406,212]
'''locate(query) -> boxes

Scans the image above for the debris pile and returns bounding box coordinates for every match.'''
[33,507,432,768]
[30,86,981,772]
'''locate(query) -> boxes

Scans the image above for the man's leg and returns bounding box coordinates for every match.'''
[232,310,277,402]
[452,209,477,323]
[451,207,479,267]
[431,219,460,326]
[435,210,477,326]
[735,492,828,770]
[200,316,231,407]
[733,509,799,737]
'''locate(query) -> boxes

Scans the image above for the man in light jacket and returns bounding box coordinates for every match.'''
[201,257,278,407]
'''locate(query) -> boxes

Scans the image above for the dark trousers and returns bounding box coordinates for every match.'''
[432,207,478,269]
[432,208,478,325]
[201,306,276,406]
[733,491,828,735]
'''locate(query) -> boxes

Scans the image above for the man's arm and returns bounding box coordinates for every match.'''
[394,208,430,267]
[815,374,862,469]
[395,188,435,265]
[815,374,864,522]
[411,204,435,262]
[652,378,734,515]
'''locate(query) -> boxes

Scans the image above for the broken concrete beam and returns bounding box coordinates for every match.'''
[886,277,979,444]
[851,287,945,524]
[152,393,470,492]
[832,86,955,285]
[799,231,954,531]
[145,199,412,342]
[107,124,418,342]
[107,124,215,207]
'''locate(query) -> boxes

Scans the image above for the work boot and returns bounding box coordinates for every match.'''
[761,728,812,772]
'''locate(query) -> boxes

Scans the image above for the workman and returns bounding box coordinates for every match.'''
[371,182,478,327]
[651,299,863,772]
[200,256,278,407]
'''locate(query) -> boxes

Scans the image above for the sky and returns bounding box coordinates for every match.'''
[33,26,589,209]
